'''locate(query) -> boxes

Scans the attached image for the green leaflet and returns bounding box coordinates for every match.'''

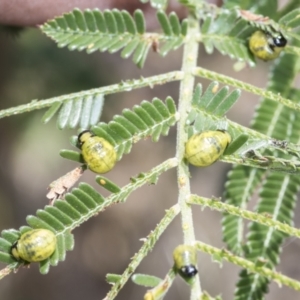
[41,9,187,67]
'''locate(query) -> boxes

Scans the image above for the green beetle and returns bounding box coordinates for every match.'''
[173,244,198,279]
[78,130,117,174]
[11,229,56,262]
[185,130,231,167]
[249,30,287,61]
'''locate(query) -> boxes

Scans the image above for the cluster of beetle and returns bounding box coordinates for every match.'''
[10,128,228,278]
[10,128,229,281]
[10,28,287,280]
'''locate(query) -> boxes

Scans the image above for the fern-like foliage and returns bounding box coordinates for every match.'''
[186,82,278,159]
[222,47,300,299]
[3,1,300,298]
[61,97,178,164]
[222,166,263,255]
[185,83,300,167]
[185,83,300,174]
[41,9,187,68]
[186,82,240,132]
[42,94,104,130]
[198,3,300,64]
[236,174,300,300]
[156,10,188,56]
[222,40,300,257]
[200,9,255,64]
[222,47,300,259]
[191,82,241,117]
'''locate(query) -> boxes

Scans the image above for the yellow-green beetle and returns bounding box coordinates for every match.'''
[185,130,231,167]
[78,130,117,174]
[11,229,56,262]
[173,245,198,279]
[249,30,287,61]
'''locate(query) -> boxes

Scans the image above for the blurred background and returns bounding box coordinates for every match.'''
[0,1,300,300]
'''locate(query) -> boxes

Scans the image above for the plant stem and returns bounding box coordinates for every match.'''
[104,204,180,300]
[193,66,300,112]
[63,158,178,235]
[176,15,202,298]
[0,71,183,120]
[188,195,300,239]
[195,241,300,292]
[222,155,300,174]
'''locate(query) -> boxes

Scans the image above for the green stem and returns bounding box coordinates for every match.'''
[105,204,180,300]
[62,158,178,235]
[0,71,183,120]
[222,155,300,174]
[176,15,202,298]
[196,241,300,292]
[188,195,300,239]
[143,269,176,300]
[193,67,300,112]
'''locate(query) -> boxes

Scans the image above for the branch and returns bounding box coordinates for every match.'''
[0,71,183,120]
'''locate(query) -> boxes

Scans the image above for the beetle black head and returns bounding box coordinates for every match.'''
[272,34,287,48]
[180,265,198,278]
